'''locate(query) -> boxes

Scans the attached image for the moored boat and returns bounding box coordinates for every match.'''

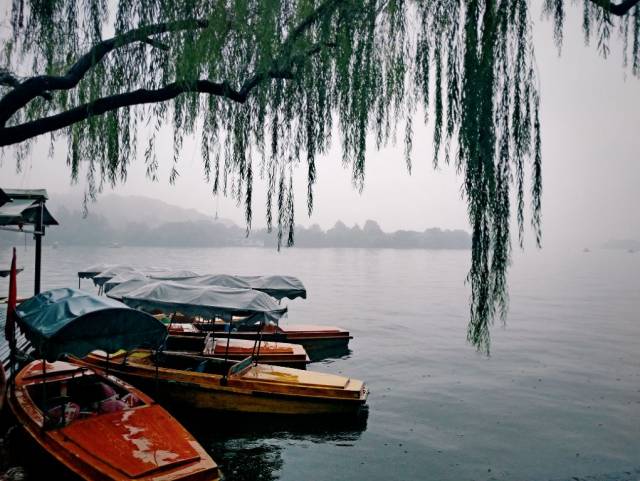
[192,321,353,353]
[84,265,352,351]
[109,278,352,353]
[165,327,310,369]
[111,280,318,366]
[10,360,220,481]
[8,288,220,481]
[74,349,368,415]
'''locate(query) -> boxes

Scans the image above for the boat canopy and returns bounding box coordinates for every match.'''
[186,274,307,300]
[77,263,118,279]
[104,277,151,300]
[92,265,144,286]
[147,270,200,281]
[85,266,306,300]
[0,197,59,226]
[103,272,148,293]
[119,281,288,325]
[15,288,167,361]
[144,271,306,300]
[0,268,23,278]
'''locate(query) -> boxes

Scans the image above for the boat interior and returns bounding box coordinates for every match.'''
[128,350,252,377]
[25,372,145,429]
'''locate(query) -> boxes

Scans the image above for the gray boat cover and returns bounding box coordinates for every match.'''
[185,274,307,300]
[147,270,200,281]
[77,263,118,279]
[105,277,152,300]
[15,288,167,361]
[86,266,306,300]
[119,281,287,325]
[103,272,149,293]
[92,265,144,286]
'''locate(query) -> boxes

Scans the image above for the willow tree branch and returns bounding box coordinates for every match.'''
[0,39,335,146]
[0,0,342,130]
[588,0,640,15]
[0,69,21,88]
[0,18,211,126]
[141,37,170,51]
[0,57,303,147]
[1,69,53,102]
[0,81,226,146]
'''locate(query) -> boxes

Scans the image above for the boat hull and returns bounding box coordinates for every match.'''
[178,323,352,352]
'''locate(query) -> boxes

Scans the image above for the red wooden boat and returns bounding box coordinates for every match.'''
[9,360,220,481]
[8,288,220,480]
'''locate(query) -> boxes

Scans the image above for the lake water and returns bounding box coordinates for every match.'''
[0,245,638,481]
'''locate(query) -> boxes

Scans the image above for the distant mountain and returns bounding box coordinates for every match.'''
[47,193,235,228]
[1,194,470,249]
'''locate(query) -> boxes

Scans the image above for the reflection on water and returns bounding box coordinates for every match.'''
[212,442,282,481]
[177,410,368,481]
[307,345,351,362]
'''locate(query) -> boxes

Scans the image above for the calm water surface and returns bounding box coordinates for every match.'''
[0,245,638,481]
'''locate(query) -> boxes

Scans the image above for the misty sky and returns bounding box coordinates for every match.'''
[1,3,639,248]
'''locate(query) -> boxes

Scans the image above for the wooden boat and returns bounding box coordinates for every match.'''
[173,319,352,352]
[165,325,310,369]
[9,287,220,480]
[108,277,351,352]
[73,350,368,415]
[9,360,220,481]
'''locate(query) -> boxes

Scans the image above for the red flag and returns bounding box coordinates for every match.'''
[5,247,17,348]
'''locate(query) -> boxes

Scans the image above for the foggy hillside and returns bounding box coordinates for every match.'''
[1,194,471,249]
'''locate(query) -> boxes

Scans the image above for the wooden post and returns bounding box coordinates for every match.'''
[34,200,44,295]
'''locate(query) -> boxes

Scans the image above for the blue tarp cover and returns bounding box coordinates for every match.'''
[16,288,167,361]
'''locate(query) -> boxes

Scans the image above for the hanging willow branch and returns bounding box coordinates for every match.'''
[1,0,639,353]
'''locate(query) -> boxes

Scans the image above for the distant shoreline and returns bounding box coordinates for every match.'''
[0,194,472,251]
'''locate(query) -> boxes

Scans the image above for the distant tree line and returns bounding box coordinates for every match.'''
[0,208,470,250]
